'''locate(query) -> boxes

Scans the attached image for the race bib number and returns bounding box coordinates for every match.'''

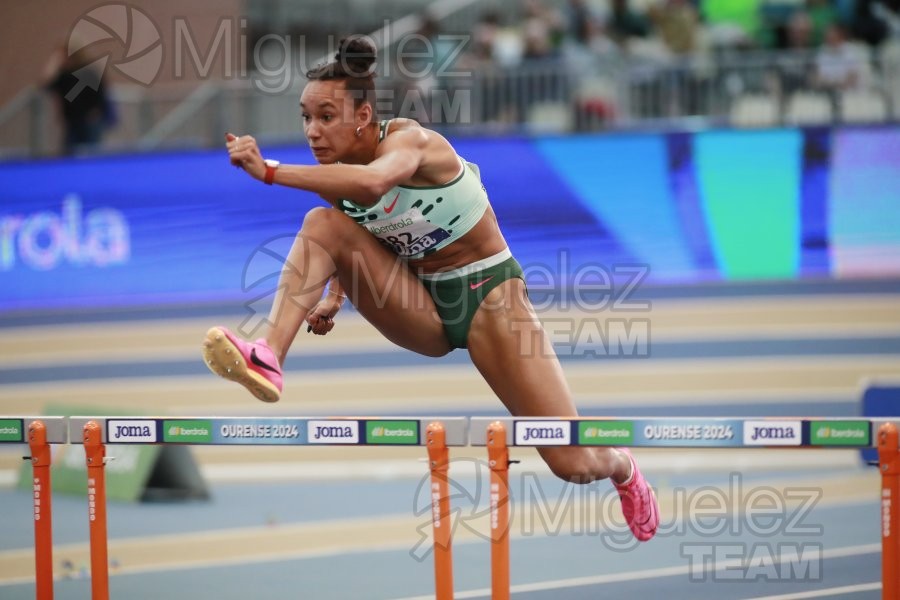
[365,209,451,257]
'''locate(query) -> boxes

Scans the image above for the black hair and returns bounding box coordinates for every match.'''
[305,36,377,108]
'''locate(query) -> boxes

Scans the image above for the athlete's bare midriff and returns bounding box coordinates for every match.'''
[406,204,508,274]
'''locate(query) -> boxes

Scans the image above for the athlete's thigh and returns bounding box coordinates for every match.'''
[467,278,592,471]
[329,220,450,356]
[466,278,579,417]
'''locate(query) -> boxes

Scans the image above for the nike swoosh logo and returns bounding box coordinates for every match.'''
[469,276,494,290]
[384,192,400,214]
[250,348,280,373]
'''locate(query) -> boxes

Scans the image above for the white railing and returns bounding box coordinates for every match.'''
[2,48,897,159]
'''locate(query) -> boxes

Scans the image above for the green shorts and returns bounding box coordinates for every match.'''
[418,254,524,349]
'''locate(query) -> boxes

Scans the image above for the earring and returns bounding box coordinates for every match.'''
[355,126,362,137]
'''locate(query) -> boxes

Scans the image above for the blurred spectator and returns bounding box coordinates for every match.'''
[518,0,570,128]
[471,11,501,65]
[416,16,451,66]
[42,42,115,156]
[564,0,616,56]
[786,10,816,49]
[409,17,465,83]
[522,0,564,60]
[465,12,518,124]
[779,10,816,93]
[648,0,701,56]
[568,0,595,46]
[645,0,705,117]
[814,24,865,90]
[607,0,651,48]
[395,16,455,125]
[469,12,524,68]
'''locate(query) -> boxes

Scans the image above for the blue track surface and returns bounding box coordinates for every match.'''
[0,468,883,599]
[0,281,895,599]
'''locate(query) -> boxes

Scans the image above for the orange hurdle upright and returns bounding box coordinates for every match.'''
[878,422,900,600]
[426,422,454,600]
[83,421,109,600]
[486,421,510,600]
[28,420,54,600]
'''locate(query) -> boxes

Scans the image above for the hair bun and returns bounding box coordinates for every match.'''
[335,36,376,77]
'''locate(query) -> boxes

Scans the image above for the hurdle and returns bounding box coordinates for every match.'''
[4,414,900,599]
[81,421,109,600]
[0,417,68,600]
[66,416,468,600]
[425,421,454,599]
[879,422,899,600]
[486,421,511,600]
[471,416,900,600]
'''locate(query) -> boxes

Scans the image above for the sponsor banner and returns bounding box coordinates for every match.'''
[366,420,419,445]
[578,421,634,446]
[107,419,158,443]
[810,420,871,447]
[163,420,214,444]
[743,420,803,446]
[212,419,306,445]
[514,420,572,446]
[0,419,24,443]
[635,419,743,447]
[307,420,360,445]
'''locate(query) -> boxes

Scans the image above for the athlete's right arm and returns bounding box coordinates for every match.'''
[271,129,429,207]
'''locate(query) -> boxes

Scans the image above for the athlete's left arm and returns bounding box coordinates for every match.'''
[225,129,427,207]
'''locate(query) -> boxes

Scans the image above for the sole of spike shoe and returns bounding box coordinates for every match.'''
[202,327,280,403]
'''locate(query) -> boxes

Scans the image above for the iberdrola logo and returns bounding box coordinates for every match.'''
[163,420,213,443]
[366,421,418,445]
[67,4,163,99]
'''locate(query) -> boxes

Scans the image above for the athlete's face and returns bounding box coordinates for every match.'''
[300,80,370,164]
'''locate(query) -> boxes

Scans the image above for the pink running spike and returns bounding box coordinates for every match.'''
[202,326,283,403]
[614,448,659,541]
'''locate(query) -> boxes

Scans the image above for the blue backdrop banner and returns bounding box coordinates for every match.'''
[1,127,898,312]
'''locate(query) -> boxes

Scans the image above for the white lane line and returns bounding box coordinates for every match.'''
[740,582,881,599]
[387,543,881,600]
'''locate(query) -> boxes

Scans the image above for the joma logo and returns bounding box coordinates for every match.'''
[115,425,151,438]
[108,420,157,443]
[313,426,354,439]
[307,421,359,444]
[751,426,796,441]
[743,421,801,446]
[523,427,566,441]
[515,421,571,446]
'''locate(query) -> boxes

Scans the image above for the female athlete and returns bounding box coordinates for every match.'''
[203,37,658,541]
